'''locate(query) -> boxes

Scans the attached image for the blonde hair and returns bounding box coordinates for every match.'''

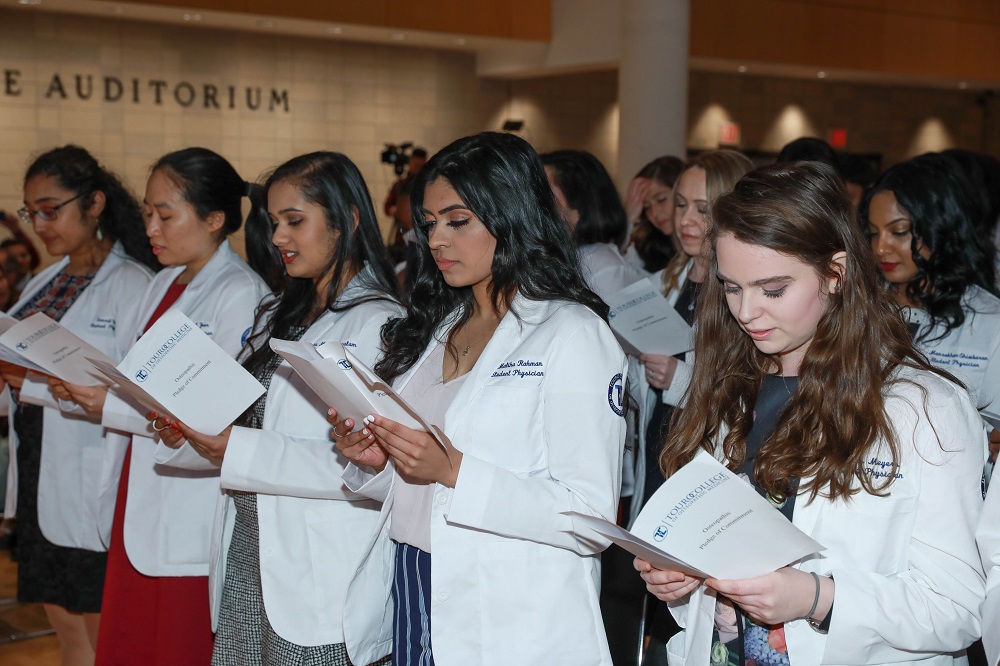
[660,150,754,294]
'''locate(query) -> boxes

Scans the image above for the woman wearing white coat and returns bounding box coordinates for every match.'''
[979,479,1000,666]
[155,152,400,665]
[541,149,642,301]
[330,132,628,666]
[53,147,269,665]
[0,145,157,665]
[638,162,986,666]
[862,153,1000,475]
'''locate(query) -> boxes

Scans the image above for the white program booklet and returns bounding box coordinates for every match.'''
[270,338,451,458]
[0,312,116,385]
[87,309,265,435]
[0,312,46,374]
[570,450,823,580]
[606,280,693,357]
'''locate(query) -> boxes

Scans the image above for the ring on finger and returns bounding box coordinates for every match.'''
[152,419,170,432]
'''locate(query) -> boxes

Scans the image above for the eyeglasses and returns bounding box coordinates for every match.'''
[17,192,84,225]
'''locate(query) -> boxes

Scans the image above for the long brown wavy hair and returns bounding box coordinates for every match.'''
[660,150,755,294]
[660,162,952,502]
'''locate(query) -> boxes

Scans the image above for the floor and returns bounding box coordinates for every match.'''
[0,549,60,666]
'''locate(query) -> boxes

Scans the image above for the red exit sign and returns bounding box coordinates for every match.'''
[719,121,741,146]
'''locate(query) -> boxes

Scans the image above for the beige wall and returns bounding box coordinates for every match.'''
[0,9,508,262]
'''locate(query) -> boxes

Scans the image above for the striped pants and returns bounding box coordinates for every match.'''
[392,541,435,666]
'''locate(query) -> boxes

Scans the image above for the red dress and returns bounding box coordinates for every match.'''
[95,282,215,665]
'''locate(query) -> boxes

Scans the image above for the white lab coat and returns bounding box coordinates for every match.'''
[100,240,268,575]
[626,261,695,525]
[665,368,987,666]
[191,277,401,650]
[3,243,153,551]
[908,285,1000,441]
[980,477,1000,666]
[579,242,644,302]
[342,295,628,666]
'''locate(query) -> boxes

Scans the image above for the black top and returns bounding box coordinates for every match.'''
[740,374,800,521]
[642,277,700,507]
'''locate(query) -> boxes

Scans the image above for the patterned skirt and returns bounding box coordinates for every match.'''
[212,490,390,666]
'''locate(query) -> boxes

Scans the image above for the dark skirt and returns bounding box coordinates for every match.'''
[14,403,107,613]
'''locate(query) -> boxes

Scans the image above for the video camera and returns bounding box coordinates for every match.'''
[380,142,414,176]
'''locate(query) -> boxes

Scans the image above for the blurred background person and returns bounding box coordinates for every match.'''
[623,156,685,276]
[1,236,41,299]
[542,149,642,300]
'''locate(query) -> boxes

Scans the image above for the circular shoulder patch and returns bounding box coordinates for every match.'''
[241,326,252,347]
[608,372,624,417]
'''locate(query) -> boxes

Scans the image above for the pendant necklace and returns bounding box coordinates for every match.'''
[462,344,471,356]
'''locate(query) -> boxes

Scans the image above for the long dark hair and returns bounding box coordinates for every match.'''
[241,152,399,378]
[152,147,247,237]
[376,132,607,384]
[860,152,997,341]
[540,149,628,247]
[25,145,158,271]
[663,162,952,502]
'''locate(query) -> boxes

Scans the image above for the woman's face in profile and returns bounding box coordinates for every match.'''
[865,190,929,287]
[716,232,835,376]
[420,177,496,291]
[674,167,709,259]
[643,181,675,236]
[544,166,580,229]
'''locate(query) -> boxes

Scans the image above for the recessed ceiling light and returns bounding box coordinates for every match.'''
[959,81,969,89]
[257,19,275,28]
[454,38,467,46]
[183,12,201,21]
[817,71,827,79]
[390,32,405,41]
[109,6,123,14]
[17,0,42,5]
[326,26,342,35]
[737,65,747,73]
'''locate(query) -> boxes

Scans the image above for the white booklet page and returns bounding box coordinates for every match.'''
[0,312,116,385]
[87,309,264,435]
[270,338,451,457]
[0,312,46,374]
[570,450,823,580]
[606,280,693,357]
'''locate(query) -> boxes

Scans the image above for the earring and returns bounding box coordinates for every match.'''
[96,224,104,241]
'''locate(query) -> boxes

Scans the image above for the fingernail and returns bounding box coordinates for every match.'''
[327,408,334,416]
[365,415,374,423]
[362,428,369,436]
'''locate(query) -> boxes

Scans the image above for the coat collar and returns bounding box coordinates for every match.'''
[9,241,132,316]
[159,239,237,297]
[394,293,556,439]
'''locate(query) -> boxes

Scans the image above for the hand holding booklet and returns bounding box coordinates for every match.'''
[269,338,451,459]
[605,280,693,357]
[87,309,265,436]
[0,312,116,384]
[570,450,823,580]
